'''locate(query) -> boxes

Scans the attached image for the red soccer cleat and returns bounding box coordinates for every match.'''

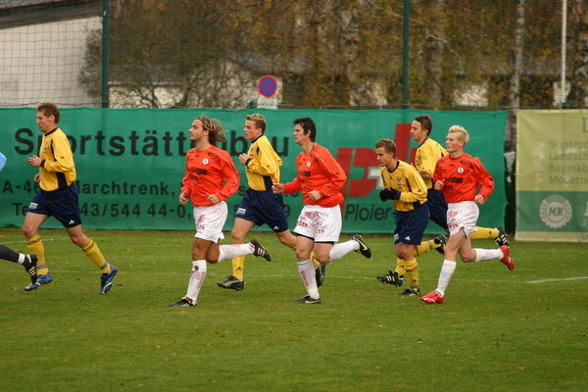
[499,245,515,271]
[420,290,445,304]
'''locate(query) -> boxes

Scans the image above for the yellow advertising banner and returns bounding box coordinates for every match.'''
[516,109,588,242]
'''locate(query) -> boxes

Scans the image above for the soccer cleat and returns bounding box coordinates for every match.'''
[315,263,327,287]
[100,265,118,295]
[398,287,421,296]
[169,298,196,307]
[250,238,271,261]
[37,273,53,285]
[499,245,515,271]
[352,234,372,259]
[433,234,447,255]
[295,295,321,304]
[495,227,510,247]
[22,254,38,285]
[23,283,40,291]
[420,290,445,304]
[217,275,244,290]
[376,270,404,287]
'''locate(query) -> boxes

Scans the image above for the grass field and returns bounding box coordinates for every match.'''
[0,228,586,392]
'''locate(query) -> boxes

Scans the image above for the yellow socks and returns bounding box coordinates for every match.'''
[27,235,48,275]
[232,256,245,281]
[310,252,321,267]
[414,239,443,256]
[470,227,499,240]
[394,258,405,277]
[82,240,111,274]
[404,258,420,289]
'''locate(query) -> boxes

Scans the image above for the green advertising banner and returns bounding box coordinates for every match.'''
[1,108,506,233]
[516,109,588,242]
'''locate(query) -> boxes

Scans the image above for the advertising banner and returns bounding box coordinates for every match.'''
[516,109,588,242]
[1,108,506,233]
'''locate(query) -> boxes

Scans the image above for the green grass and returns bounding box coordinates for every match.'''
[0,228,587,392]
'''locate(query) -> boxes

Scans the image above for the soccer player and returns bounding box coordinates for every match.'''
[272,117,371,304]
[217,114,325,291]
[420,125,515,304]
[169,117,271,307]
[22,103,117,294]
[0,152,38,288]
[379,115,508,287]
[375,139,429,296]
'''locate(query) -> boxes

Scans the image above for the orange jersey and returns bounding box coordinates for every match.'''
[283,143,347,207]
[433,153,494,203]
[181,145,239,206]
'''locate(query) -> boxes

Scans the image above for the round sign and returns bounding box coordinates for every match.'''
[257,75,278,98]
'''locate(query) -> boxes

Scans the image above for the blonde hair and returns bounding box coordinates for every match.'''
[246,113,266,133]
[448,125,469,144]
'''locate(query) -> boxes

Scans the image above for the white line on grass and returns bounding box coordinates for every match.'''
[525,276,588,284]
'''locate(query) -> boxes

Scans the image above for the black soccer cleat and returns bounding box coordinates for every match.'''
[169,298,196,307]
[495,227,510,247]
[22,254,38,285]
[376,270,404,287]
[315,263,327,288]
[251,238,271,261]
[398,287,421,296]
[433,234,447,255]
[217,275,244,291]
[295,295,321,304]
[352,234,372,259]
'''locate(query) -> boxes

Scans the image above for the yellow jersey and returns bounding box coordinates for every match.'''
[414,137,447,189]
[244,134,282,191]
[381,160,428,212]
[38,128,77,191]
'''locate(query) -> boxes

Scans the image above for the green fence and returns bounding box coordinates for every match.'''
[0,108,506,233]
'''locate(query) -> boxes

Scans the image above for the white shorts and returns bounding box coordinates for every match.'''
[447,201,479,236]
[293,205,341,243]
[193,202,227,243]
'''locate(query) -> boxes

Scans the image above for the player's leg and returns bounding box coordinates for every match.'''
[217,217,255,290]
[397,206,429,296]
[22,211,51,283]
[170,236,213,307]
[295,235,322,304]
[460,236,514,270]
[469,226,500,241]
[0,243,38,289]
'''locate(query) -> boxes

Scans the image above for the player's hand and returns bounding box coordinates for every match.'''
[379,189,401,201]
[27,155,42,167]
[309,190,322,201]
[272,183,284,194]
[207,194,220,204]
[434,180,444,190]
[419,170,432,180]
[238,153,250,166]
[179,192,189,205]
[34,173,41,183]
[474,194,486,205]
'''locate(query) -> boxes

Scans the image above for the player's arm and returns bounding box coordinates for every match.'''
[433,160,445,190]
[415,145,436,180]
[398,169,428,203]
[179,162,192,204]
[217,154,240,201]
[245,142,279,176]
[313,149,347,198]
[473,158,495,202]
[282,175,302,194]
[38,138,75,173]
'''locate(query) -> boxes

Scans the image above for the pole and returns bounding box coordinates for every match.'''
[402,0,410,109]
[101,0,110,108]
[560,0,567,108]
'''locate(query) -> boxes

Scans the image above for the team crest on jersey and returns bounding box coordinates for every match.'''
[457,167,464,173]
[202,158,209,165]
[306,161,311,167]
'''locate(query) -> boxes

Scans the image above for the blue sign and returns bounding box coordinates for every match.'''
[257,75,278,98]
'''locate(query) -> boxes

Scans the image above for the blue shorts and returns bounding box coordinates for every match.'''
[27,183,82,228]
[394,203,430,245]
[235,188,289,232]
[427,188,448,230]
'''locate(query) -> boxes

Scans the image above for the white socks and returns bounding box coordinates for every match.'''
[473,248,503,262]
[297,259,319,299]
[185,260,207,303]
[217,244,253,262]
[436,259,457,297]
[329,240,357,261]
